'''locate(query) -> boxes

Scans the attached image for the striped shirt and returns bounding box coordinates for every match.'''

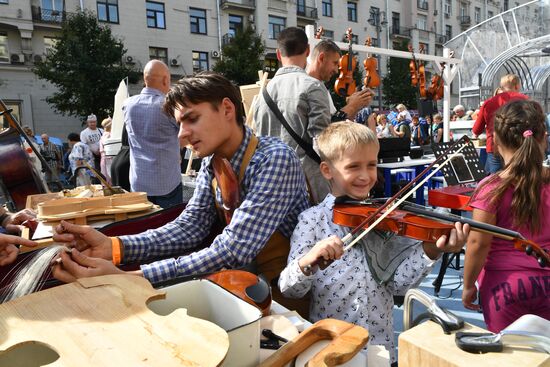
[121,126,310,284]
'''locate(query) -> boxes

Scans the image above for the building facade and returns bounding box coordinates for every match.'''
[0,0,529,137]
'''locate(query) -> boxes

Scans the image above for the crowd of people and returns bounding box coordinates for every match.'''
[1,26,548,364]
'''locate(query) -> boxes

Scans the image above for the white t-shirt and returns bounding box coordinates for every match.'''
[80,127,103,156]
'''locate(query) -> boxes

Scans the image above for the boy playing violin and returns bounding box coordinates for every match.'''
[278,122,469,363]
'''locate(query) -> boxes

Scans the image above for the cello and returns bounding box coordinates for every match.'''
[334,28,357,97]
[0,99,49,211]
[363,37,380,89]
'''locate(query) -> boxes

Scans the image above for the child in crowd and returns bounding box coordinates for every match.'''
[279,122,469,363]
[431,113,444,143]
[463,99,550,332]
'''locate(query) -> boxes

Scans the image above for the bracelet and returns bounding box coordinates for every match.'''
[331,110,348,122]
[111,237,122,266]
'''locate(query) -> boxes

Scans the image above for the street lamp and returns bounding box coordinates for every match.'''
[367,9,387,111]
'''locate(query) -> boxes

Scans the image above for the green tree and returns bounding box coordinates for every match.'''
[213,26,265,85]
[33,10,137,122]
[382,40,418,109]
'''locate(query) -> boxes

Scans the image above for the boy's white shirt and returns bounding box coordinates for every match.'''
[278,194,435,363]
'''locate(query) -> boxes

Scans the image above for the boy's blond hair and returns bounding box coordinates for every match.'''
[317,121,378,163]
[433,113,442,121]
[500,74,520,90]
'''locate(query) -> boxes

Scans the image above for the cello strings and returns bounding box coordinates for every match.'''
[0,245,68,303]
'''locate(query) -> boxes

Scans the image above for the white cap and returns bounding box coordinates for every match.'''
[87,113,97,122]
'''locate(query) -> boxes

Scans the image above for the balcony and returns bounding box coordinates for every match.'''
[459,15,471,26]
[417,0,429,11]
[297,5,318,20]
[220,0,255,10]
[222,33,234,46]
[390,26,412,38]
[31,6,67,24]
[436,34,449,44]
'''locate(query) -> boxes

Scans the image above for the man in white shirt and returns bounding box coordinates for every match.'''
[80,113,103,168]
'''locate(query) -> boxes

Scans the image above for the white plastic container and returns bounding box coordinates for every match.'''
[149,279,263,367]
[103,137,121,157]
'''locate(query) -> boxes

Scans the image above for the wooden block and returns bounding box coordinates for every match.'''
[0,275,229,366]
[398,321,550,367]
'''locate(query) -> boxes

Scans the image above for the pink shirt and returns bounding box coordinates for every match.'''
[470,175,550,271]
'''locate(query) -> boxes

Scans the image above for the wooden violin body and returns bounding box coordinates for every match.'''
[417,45,427,98]
[0,101,47,211]
[334,28,357,97]
[333,203,453,243]
[408,45,419,87]
[363,37,380,89]
[205,269,272,317]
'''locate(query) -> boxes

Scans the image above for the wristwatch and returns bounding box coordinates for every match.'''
[302,264,317,276]
[331,110,348,122]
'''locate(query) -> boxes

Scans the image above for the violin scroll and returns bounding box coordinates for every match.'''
[514,239,549,268]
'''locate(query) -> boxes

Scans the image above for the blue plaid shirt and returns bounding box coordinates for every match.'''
[121,127,310,284]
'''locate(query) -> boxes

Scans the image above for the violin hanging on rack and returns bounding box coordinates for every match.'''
[408,44,419,88]
[334,28,357,97]
[417,44,427,99]
[315,26,324,39]
[0,99,49,211]
[363,37,380,89]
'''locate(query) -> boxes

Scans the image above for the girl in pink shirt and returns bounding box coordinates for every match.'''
[463,99,550,332]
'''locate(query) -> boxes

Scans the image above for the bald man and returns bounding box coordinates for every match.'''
[123,60,183,208]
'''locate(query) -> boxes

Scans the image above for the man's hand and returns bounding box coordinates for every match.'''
[52,248,124,283]
[0,234,37,266]
[53,220,113,260]
[3,209,37,235]
[341,88,374,118]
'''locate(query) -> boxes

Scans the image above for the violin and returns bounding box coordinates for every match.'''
[333,198,549,268]
[417,44,427,99]
[211,155,240,224]
[0,99,49,211]
[408,45,418,88]
[363,37,380,89]
[428,51,453,101]
[205,269,272,316]
[334,28,357,97]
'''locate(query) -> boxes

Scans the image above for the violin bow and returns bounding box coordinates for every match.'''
[341,141,469,251]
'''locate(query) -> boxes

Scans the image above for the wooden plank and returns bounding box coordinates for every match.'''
[399,321,549,367]
[0,274,229,366]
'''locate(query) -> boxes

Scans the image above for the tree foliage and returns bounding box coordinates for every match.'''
[382,40,418,109]
[212,26,265,86]
[33,10,137,122]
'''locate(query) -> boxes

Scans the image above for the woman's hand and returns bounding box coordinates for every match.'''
[462,285,481,311]
[52,248,124,283]
[0,234,37,266]
[53,220,112,260]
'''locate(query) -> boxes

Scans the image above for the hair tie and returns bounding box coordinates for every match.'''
[523,130,533,138]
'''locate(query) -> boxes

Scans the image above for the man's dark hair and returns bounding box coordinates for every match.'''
[67,132,80,142]
[311,40,341,59]
[164,72,245,126]
[277,27,309,57]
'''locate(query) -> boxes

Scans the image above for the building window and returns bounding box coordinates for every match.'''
[297,0,305,15]
[44,36,58,55]
[0,33,9,63]
[460,2,468,17]
[322,0,332,17]
[503,0,509,11]
[417,14,427,30]
[488,10,494,18]
[0,102,20,130]
[149,47,168,64]
[371,38,379,47]
[420,42,429,54]
[146,1,165,29]
[391,12,400,33]
[228,14,243,37]
[347,2,357,22]
[0,0,8,4]
[190,7,207,35]
[97,0,118,23]
[268,15,285,39]
[351,34,358,44]
[445,25,452,40]
[444,0,451,16]
[324,30,334,40]
[192,51,209,73]
[41,0,64,22]
[474,7,481,23]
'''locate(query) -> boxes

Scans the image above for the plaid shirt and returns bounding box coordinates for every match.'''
[40,141,61,170]
[121,127,310,284]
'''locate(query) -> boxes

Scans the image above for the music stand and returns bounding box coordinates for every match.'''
[431,140,486,185]
[430,139,485,296]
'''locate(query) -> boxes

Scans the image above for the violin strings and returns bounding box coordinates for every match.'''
[343,143,468,251]
[0,245,68,304]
